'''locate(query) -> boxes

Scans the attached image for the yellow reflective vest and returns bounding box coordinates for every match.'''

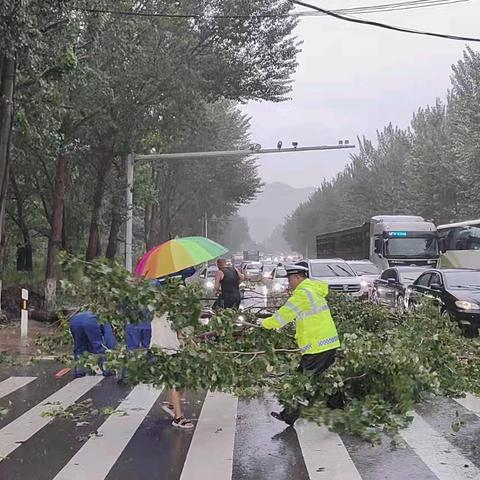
[262,278,340,355]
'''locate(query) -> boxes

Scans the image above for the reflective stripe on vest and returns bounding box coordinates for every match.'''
[284,301,303,316]
[301,335,339,353]
[274,312,289,327]
[298,287,316,308]
[297,303,330,321]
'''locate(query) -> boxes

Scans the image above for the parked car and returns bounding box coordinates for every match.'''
[406,268,480,337]
[372,267,426,310]
[307,259,368,299]
[347,260,381,298]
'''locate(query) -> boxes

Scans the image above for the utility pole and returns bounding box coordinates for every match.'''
[125,153,134,273]
[125,142,355,272]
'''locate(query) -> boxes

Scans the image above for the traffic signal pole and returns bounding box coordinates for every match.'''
[125,143,355,271]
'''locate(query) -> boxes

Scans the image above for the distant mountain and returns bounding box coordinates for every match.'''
[239,182,315,242]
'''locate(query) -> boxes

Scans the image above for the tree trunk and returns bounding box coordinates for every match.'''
[144,202,152,247]
[45,150,69,310]
[11,174,32,271]
[86,144,114,261]
[0,55,15,306]
[105,206,121,260]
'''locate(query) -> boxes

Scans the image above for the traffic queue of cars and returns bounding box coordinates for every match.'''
[261,257,480,337]
[190,255,480,337]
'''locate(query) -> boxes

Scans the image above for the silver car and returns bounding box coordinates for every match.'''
[307,259,368,299]
[347,260,381,298]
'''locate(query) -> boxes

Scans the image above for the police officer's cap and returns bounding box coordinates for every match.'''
[285,261,309,277]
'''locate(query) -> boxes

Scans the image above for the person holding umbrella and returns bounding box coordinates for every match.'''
[135,237,230,429]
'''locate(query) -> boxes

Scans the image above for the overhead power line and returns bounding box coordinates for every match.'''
[291,0,480,41]
[74,0,469,20]
[296,0,469,17]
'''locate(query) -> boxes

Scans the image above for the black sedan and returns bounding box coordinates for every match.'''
[372,267,426,311]
[406,269,480,337]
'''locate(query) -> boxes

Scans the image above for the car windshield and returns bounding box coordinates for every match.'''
[311,263,355,277]
[386,236,438,258]
[350,264,379,275]
[399,270,425,284]
[445,271,480,289]
[247,263,261,270]
[263,265,275,273]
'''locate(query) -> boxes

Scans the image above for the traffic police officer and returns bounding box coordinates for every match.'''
[261,261,340,425]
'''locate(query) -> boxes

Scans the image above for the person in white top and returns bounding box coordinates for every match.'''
[150,273,194,429]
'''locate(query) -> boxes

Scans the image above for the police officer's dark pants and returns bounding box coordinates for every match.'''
[280,349,337,425]
[70,316,107,377]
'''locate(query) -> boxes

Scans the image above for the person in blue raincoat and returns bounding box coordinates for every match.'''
[69,310,117,377]
[125,312,152,350]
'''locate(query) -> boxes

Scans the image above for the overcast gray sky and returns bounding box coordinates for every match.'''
[242,0,480,188]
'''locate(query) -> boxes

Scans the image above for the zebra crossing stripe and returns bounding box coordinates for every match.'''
[0,377,37,400]
[295,420,362,480]
[0,375,103,461]
[52,384,162,480]
[454,393,480,416]
[400,411,480,479]
[180,391,238,480]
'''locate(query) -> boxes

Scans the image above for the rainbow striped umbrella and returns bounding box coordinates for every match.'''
[134,236,229,279]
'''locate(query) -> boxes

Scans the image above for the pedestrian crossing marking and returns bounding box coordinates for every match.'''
[4,371,480,479]
[400,411,480,479]
[180,391,238,480]
[0,375,103,461]
[52,384,163,480]
[0,377,37,400]
[296,420,362,479]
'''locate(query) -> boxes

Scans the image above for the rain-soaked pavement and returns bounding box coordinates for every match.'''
[0,287,478,479]
[1,361,480,479]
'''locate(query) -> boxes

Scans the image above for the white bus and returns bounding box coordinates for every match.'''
[437,219,480,268]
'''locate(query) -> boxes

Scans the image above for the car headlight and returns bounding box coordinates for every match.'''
[273,283,285,292]
[455,301,480,310]
[360,280,369,289]
[205,281,214,289]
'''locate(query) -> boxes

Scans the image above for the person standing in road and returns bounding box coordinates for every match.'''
[214,258,244,309]
[152,269,195,429]
[261,261,340,426]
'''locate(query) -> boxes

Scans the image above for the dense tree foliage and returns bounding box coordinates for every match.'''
[1,1,300,304]
[54,257,480,440]
[285,47,480,255]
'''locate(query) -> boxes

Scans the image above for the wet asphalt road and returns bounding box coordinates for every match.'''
[1,361,480,479]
